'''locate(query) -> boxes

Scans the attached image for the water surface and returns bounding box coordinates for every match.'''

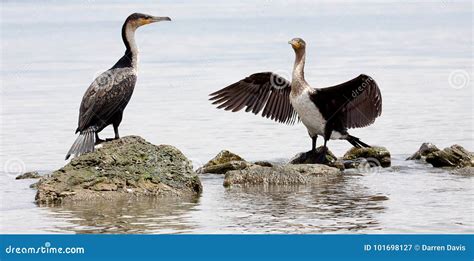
[0,0,472,233]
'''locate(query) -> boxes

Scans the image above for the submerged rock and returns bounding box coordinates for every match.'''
[197,150,247,174]
[223,164,341,187]
[406,143,440,160]
[16,171,40,180]
[343,146,391,168]
[451,167,474,176]
[35,136,202,204]
[425,145,473,168]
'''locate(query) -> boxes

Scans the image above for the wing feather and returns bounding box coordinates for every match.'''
[311,74,382,129]
[209,72,298,124]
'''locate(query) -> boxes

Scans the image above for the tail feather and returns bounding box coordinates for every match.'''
[347,135,371,148]
[65,130,95,160]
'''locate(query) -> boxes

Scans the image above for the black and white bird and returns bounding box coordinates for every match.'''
[209,38,382,160]
[65,13,171,160]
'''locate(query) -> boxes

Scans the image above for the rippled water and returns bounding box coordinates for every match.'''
[0,0,472,234]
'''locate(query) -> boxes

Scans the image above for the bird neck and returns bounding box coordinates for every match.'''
[291,49,308,91]
[122,22,139,69]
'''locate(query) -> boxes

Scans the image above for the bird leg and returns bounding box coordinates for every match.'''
[315,139,329,164]
[105,125,120,142]
[311,136,317,152]
[95,132,104,145]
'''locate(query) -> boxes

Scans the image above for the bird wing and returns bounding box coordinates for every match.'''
[77,68,137,132]
[311,74,382,129]
[209,72,299,125]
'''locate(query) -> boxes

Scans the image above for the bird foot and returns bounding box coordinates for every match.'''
[95,138,105,145]
[105,137,119,142]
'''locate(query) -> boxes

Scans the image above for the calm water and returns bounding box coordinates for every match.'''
[0,0,472,233]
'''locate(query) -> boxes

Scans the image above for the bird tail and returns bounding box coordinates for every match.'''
[347,135,371,148]
[65,129,95,160]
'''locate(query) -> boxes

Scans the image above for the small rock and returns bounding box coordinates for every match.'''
[16,171,41,180]
[406,143,440,160]
[426,145,473,168]
[342,158,368,169]
[343,146,391,168]
[289,147,337,164]
[253,161,273,167]
[223,164,341,187]
[451,167,474,176]
[197,150,246,174]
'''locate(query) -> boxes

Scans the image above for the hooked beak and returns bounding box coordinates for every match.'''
[151,16,172,23]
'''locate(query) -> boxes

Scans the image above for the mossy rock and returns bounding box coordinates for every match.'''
[197,150,246,174]
[16,171,41,180]
[343,146,391,168]
[35,136,202,204]
[425,145,473,168]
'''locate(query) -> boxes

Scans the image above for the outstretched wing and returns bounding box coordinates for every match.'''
[209,72,299,124]
[77,68,137,132]
[312,74,382,129]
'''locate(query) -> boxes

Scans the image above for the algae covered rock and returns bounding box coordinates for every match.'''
[35,136,202,204]
[343,146,391,168]
[425,145,473,168]
[223,164,341,187]
[197,150,247,174]
[406,143,440,160]
[16,171,41,180]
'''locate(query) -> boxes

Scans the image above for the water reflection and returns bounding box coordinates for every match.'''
[43,196,200,234]
[219,175,387,233]
[38,174,387,234]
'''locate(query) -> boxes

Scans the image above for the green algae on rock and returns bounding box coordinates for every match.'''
[35,136,202,204]
[16,171,41,180]
[425,144,473,168]
[196,150,247,174]
[343,146,391,168]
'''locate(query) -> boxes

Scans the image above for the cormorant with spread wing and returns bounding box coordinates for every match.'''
[209,38,382,160]
[66,13,171,159]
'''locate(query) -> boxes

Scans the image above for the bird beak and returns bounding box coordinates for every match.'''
[151,16,172,23]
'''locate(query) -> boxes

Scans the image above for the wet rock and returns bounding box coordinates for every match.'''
[197,150,246,174]
[343,146,391,168]
[342,158,368,169]
[289,147,344,170]
[223,164,341,187]
[451,167,474,176]
[406,143,440,160]
[16,171,40,180]
[425,145,473,168]
[289,147,336,164]
[253,161,274,167]
[35,136,202,204]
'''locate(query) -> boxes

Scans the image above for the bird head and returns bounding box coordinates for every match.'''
[125,13,171,29]
[288,38,306,51]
